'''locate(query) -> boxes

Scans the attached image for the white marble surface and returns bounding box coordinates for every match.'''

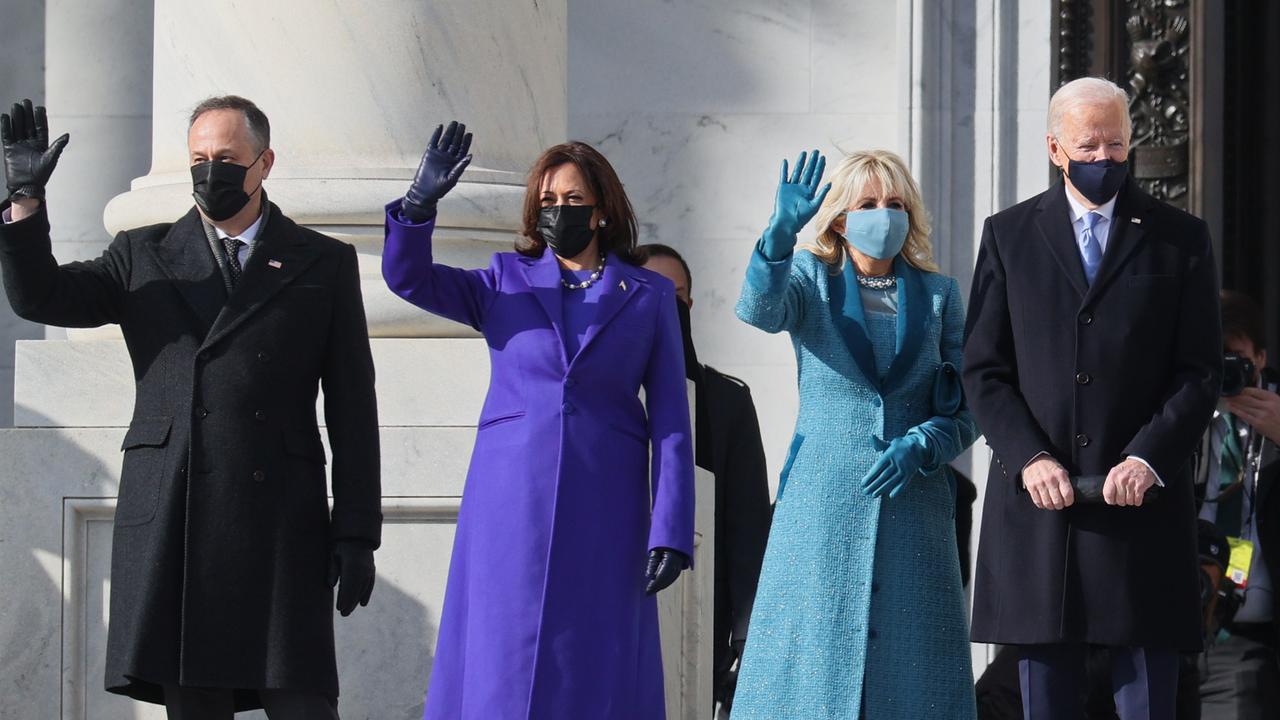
[14,339,494,428]
[569,0,905,488]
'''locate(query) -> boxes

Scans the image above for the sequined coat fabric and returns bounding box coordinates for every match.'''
[731,247,978,719]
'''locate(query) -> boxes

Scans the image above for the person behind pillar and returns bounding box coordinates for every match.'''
[962,76,1221,720]
[380,124,694,719]
[636,242,773,716]
[731,148,979,719]
[0,97,381,719]
[1195,289,1280,719]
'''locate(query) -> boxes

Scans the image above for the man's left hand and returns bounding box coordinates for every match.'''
[328,540,376,616]
[1103,458,1156,507]
[1227,387,1280,445]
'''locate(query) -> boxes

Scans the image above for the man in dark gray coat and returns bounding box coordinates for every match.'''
[963,77,1220,720]
[0,96,380,719]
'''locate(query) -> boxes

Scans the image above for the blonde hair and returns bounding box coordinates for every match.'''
[803,149,937,272]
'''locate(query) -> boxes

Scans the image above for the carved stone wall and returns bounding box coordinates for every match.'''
[1053,0,1195,210]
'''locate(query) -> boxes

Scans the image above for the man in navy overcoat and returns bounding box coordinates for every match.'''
[963,77,1221,720]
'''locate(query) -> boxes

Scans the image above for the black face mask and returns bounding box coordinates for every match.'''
[537,205,596,258]
[675,298,700,382]
[1064,156,1128,205]
[191,150,265,222]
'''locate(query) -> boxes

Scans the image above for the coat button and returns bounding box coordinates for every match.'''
[868,629,878,640]
[1076,433,1090,447]
[196,406,208,419]
[1075,372,1092,385]
[562,402,575,414]
[254,410,267,422]
[252,470,266,483]
[871,582,880,593]
[872,396,883,408]
[1079,312,1094,325]
[257,351,271,363]
[179,465,187,475]
[564,377,577,388]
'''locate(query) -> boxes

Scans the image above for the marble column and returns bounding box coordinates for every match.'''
[103,0,569,337]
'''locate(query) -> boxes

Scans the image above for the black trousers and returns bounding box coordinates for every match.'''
[1198,625,1280,720]
[163,685,339,720]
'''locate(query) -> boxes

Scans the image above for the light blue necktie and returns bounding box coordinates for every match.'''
[1080,211,1103,285]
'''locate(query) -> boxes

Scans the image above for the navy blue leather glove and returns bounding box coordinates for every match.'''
[860,431,934,499]
[401,120,473,224]
[644,547,689,596]
[328,540,376,616]
[759,149,831,260]
[2,99,70,201]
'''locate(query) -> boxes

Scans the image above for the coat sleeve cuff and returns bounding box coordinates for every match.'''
[330,508,383,549]
[744,243,793,295]
[1124,455,1166,487]
[384,199,436,230]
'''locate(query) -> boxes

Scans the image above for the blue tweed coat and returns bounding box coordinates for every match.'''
[732,246,978,719]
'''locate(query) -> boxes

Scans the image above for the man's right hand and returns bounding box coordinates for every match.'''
[2,99,69,204]
[1022,455,1074,510]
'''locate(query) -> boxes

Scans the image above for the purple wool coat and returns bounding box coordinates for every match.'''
[382,203,695,719]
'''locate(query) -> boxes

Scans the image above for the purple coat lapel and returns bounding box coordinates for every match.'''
[519,248,568,367]
[574,256,641,366]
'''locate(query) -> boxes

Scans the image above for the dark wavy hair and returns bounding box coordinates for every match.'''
[517,141,640,263]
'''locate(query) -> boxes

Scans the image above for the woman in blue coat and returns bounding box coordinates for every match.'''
[381,124,695,719]
[732,149,979,719]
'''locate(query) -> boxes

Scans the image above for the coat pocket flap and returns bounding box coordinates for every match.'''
[282,428,328,464]
[121,417,173,450]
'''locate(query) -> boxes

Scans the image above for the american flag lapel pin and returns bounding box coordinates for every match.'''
[619,279,627,292]
[268,259,283,269]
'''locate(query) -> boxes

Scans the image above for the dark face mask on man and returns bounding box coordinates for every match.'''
[191,150,265,222]
[1061,151,1129,206]
[537,204,596,259]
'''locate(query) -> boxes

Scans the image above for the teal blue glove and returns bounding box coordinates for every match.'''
[860,431,934,499]
[759,149,832,261]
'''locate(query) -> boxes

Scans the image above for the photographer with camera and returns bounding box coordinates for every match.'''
[1195,289,1280,719]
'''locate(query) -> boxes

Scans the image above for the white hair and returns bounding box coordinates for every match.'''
[1047,77,1132,139]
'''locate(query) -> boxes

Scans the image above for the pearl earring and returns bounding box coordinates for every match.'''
[599,218,608,227]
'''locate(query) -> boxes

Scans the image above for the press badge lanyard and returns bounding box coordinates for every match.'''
[1226,423,1264,590]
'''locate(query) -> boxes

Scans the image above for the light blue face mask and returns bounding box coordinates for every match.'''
[842,208,909,260]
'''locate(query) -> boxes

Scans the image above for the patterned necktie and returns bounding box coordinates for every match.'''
[1081,211,1103,285]
[222,236,244,286]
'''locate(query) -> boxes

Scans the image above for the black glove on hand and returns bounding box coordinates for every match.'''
[644,547,690,596]
[401,120,473,224]
[328,540,376,617]
[1,99,69,202]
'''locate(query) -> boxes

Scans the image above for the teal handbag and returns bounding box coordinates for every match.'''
[932,361,964,416]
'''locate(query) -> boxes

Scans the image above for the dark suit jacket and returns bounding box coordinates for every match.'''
[963,178,1220,651]
[0,200,380,707]
[696,365,772,704]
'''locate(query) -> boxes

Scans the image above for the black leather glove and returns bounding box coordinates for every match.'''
[401,120,473,224]
[1,99,69,202]
[327,540,376,617]
[644,547,689,596]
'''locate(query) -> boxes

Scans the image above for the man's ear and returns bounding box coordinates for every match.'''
[1045,134,1064,169]
[259,148,276,180]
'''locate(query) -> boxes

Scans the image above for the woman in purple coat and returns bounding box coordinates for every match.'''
[382,122,695,719]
